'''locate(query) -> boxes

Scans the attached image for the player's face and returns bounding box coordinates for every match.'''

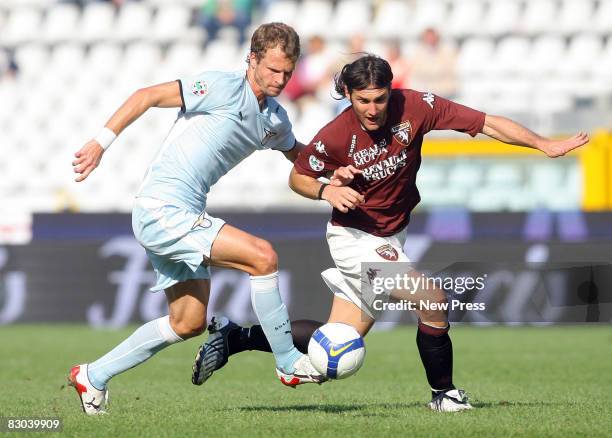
[349,87,390,131]
[249,46,295,98]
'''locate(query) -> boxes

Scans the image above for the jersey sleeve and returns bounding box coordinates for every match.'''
[293,129,340,178]
[268,105,297,152]
[178,71,224,114]
[420,92,486,136]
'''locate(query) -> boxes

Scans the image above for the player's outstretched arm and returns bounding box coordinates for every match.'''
[482,114,589,158]
[72,81,183,182]
[289,167,364,213]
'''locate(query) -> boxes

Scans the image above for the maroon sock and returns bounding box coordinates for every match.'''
[416,320,455,396]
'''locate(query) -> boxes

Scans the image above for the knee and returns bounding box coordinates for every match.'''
[419,294,449,325]
[170,315,207,339]
[250,239,278,276]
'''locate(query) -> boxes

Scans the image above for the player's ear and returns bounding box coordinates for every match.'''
[248,52,257,69]
[343,86,350,99]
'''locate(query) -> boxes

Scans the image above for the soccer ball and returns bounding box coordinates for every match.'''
[308,323,366,379]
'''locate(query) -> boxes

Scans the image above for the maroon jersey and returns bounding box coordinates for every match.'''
[294,89,486,237]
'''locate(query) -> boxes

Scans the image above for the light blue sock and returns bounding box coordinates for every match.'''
[251,272,302,373]
[87,315,182,390]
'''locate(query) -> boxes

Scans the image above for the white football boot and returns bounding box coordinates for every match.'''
[68,364,109,415]
[276,354,327,388]
[428,389,473,412]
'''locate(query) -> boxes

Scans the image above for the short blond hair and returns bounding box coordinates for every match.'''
[249,22,300,63]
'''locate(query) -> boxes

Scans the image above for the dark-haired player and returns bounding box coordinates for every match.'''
[193,55,589,411]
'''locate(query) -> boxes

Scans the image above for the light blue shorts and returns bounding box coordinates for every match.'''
[132,197,226,292]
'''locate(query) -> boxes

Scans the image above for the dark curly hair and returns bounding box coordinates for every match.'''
[333,54,393,99]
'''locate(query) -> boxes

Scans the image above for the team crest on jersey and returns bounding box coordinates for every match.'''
[391,121,412,146]
[191,80,208,96]
[375,244,399,261]
[261,127,277,145]
[192,212,212,230]
[309,155,325,172]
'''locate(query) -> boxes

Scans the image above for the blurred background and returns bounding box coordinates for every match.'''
[0,0,611,326]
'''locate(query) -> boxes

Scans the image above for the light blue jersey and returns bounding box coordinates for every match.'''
[132,70,295,291]
[137,70,296,212]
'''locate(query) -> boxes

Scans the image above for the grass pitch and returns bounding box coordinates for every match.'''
[1,325,610,437]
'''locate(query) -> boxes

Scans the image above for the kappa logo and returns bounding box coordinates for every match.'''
[192,212,212,230]
[314,140,328,156]
[391,121,412,146]
[309,155,325,172]
[348,135,357,157]
[375,244,399,261]
[422,92,435,109]
[261,127,277,145]
[366,268,382,284]
[191,80,208,96]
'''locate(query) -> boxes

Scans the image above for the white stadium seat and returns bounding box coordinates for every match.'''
[41,3,80,44]
[50,43,85,81]
[487,36,531,76]
[457,37,496,78]
[329,0,371,40]
[114,2,152,42]
[524,35,566,77]
[86,43,123,81]
[151,5,191,43]
[556,0,595,36]
[411,0,448,37]
[201,39,241,71]
[558,34,603,78]
[483,0,522,37]
[521,0,558,36]
[14,44,49,80]
[593,0,612,35]
[373,0,412,39]
[78,2,116,44]
[447,0,486,38]
[294,0,333,39]
[121,42,163,83]
[3,6,43,45]
[261,0,298,27]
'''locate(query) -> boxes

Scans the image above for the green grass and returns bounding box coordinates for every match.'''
[1,325,611,437]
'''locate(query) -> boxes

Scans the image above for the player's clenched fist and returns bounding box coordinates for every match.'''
[72,140,105,182]
[321,185,365,213]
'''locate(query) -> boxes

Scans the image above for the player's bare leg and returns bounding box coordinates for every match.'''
[165,279,210,339]
[69,279,207,415]
[327,296,375,337]
[193,224,322,386]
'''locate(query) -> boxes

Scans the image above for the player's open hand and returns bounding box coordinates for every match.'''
[72,140,104,182]
[539,132,589,158]
[321,185,364,213]
[330,165,362,187]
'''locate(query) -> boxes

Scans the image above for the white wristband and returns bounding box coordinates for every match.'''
[94,127,117,150]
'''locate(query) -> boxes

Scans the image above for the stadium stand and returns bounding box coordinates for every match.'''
[0,0,610,214]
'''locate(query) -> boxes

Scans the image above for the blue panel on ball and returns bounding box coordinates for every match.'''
[312,329,364,379]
